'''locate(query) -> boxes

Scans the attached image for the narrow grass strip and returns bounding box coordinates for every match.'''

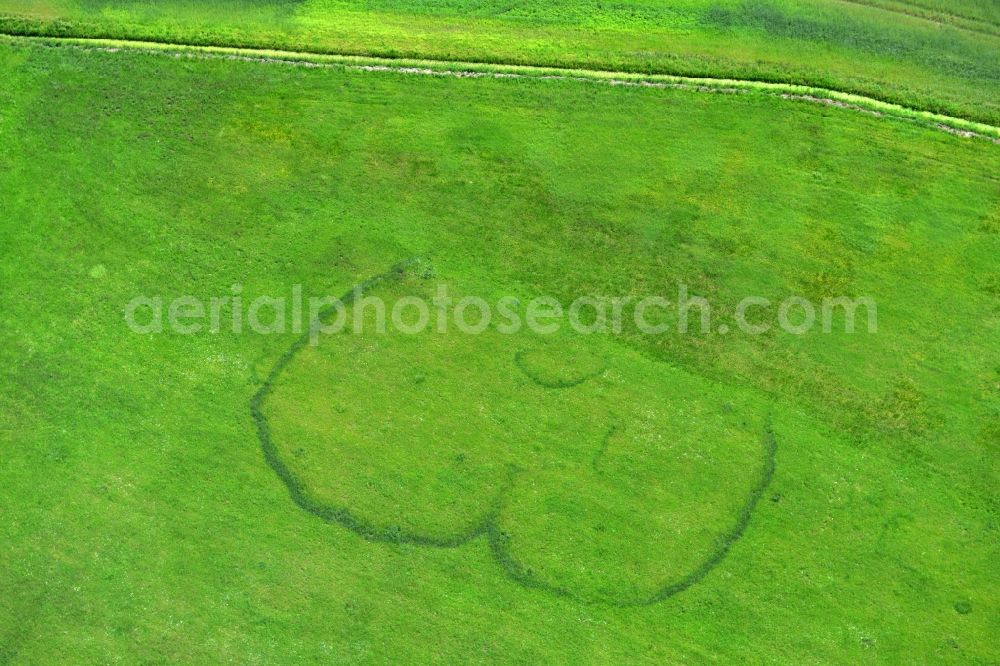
[5,33,1000,144]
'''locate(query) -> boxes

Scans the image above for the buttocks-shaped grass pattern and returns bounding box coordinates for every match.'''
[255,264,777,605]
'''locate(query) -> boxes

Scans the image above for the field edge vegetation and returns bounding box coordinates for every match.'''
[1,0,999,126]
[5,34,1000,145]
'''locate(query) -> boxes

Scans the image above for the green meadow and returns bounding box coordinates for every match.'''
[1,2,998,664]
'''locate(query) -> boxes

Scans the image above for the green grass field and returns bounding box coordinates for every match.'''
[1,1,998,663]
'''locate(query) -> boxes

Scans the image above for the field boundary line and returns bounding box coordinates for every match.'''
[4,33,1000,144]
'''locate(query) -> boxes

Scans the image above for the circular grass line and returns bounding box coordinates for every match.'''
[487,418,778,607]
[250,258,493,548]
[513,349,607,390]
[252,261,779,604]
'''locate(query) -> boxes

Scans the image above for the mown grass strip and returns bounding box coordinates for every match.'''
[5,33,1000,144]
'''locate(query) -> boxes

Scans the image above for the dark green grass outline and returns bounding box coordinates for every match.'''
[490,419,778,606]
[592,423,617,470]
[514,349,607,389]
[251,261,778,605]
[249,259,492,547]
